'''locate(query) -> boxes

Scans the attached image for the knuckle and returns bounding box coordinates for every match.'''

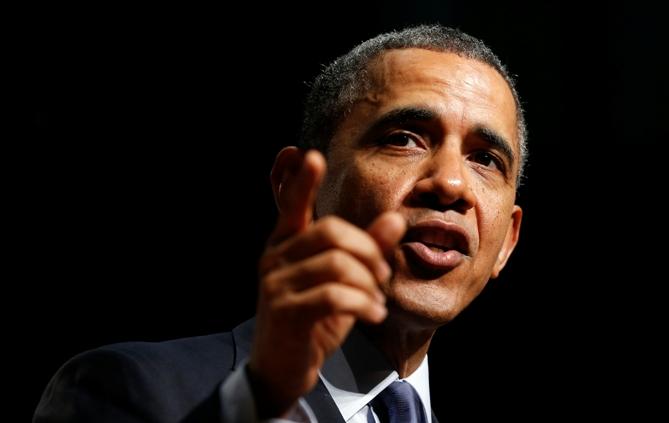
[259,246,285,274]
[271,295,303,320]
[267,297,289,316]
[258,254,275,275]
[260,272,281,297]
[321,286,340,308]
[325,250,350,273]
[327,251,370,283]
[317,216,344,240]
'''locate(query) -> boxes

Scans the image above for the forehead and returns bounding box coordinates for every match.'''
[358,48,519,153]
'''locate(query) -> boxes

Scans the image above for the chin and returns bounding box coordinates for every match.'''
[384,258,490,328]
[382,251,491,329]
[385,281,469,329]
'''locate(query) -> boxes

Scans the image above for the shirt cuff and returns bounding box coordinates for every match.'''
[220,361,317,422]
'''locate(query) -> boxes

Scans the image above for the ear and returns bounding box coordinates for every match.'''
[270,146,304,212]
[491,205,523,279]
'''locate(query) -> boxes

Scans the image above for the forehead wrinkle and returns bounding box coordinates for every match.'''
[368,51,507,116]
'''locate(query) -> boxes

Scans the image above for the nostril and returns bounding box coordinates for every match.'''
[409,191,471,213]
[415,191,446,211]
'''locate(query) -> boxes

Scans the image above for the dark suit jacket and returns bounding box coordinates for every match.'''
[34,319,439,422]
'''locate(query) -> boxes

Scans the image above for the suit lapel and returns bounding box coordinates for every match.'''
[231,317,255,370]
[303,379,346,423]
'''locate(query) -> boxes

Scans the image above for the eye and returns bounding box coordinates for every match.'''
[381,132,420,148]
[469,151,503,171]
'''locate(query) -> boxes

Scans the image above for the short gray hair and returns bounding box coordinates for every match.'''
[299,24,528,183]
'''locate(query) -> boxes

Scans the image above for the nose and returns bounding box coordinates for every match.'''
[409,147,477,213]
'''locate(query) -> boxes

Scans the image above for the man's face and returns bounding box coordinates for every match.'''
[315,49,522,326]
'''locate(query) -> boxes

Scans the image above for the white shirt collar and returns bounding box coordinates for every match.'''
[318,328,431,422]
[320,368,397,421]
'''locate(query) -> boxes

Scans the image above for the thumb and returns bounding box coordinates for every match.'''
[269,149,326,245]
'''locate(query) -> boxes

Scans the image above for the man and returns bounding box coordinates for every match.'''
[34,25,526,422]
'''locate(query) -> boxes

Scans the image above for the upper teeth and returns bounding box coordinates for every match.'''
[422,231,456,250]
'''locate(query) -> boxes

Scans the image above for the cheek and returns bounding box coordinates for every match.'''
[325,158,412,226]
[476,192,515,253]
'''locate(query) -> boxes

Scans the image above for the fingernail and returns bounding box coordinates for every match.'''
[300,151,317,175]
[374,304,388,321]
[377,262,391,282]
[374,290,386,304]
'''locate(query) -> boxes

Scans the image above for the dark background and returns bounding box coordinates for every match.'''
[20,1,665,420]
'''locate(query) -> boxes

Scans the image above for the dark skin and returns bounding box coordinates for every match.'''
[249,49,523,417]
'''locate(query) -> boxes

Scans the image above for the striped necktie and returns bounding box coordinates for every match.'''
[367,380,428,423]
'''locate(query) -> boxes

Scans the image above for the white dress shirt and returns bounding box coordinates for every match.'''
[320,355,431,423]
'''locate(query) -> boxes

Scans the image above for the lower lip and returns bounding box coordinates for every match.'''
[402,242,465,270]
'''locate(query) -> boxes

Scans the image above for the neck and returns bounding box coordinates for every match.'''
[361,307,437,378]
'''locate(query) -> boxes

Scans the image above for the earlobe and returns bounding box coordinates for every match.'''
[491,205,523,279]
[270,146,303,212]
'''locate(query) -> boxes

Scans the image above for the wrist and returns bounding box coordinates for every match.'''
[245,362,293,419]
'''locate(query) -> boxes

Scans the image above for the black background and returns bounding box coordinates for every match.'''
[19,1,666,420]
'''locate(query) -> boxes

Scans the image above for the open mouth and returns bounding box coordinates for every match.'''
[400,220,471,272]
[402,223,470,255]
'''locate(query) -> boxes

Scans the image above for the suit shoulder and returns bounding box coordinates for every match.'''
[95,331,239,400]
[34,332,238,423]
[101,331,236,372]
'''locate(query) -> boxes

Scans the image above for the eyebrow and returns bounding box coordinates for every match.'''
[369,107,439,131]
